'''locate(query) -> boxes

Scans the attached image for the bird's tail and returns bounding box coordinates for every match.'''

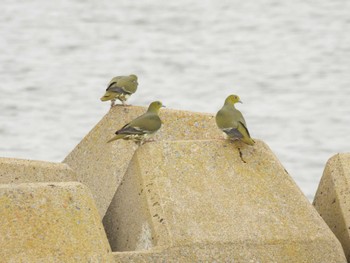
[241,137,255,146]
[100,91,116,101]
[107,134,125,143]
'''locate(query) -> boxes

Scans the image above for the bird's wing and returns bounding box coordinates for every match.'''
[117,76,138,93]
[106,76,124,91]
[116,114,161,135]
[116,125,147,135]
[237,121,251,138]
[232,109,247,127]
[107,85,130,94]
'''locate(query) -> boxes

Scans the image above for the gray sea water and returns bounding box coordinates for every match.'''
[1,0,349,200]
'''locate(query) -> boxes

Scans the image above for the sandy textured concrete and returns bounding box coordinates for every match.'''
[0,157,77,184]
[0,182,113,262]
[313,153,350,261]
[113,239,347,263]
[105,140,346,262]
[64,106,222,217]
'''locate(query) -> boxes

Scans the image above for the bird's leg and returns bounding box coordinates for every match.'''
[142,138,156,144]
[122,100,131,106]
[114,100,128,106]
[110,100,115,108]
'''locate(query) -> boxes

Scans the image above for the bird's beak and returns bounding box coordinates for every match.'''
[162,105,166,108]
[238,100,243,104]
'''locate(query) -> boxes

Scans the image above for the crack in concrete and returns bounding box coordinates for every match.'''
[238,147,247,163]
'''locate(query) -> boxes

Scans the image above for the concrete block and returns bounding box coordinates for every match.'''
[105,140,346,262]
[313,153,350,260]
[0,157,77,184]
[0,182,113,262]
[63,106,222,217]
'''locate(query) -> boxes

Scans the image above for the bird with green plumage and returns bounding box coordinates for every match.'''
[107,101,164,145]
[216,94,255,146]
[100,74,138,107]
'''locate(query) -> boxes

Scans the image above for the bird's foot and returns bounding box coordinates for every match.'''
[141,139,156,145]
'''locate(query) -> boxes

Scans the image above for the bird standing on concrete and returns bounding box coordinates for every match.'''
[216,94,255,146]
[107,101,164,145]
[100,74,138,107]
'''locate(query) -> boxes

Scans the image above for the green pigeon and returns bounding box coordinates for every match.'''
[100,74,138,107]
[107,101,164,145]
[216,94,255,146]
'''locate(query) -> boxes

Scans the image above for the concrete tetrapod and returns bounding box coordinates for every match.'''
[313,153,350,261]
[104,140,346,262]
[63,106,222,217]
[0,157,77,184]
[0,182,113,262]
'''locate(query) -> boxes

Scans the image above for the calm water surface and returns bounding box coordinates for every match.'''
[1,0,350,200]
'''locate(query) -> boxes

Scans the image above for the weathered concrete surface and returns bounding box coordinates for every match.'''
[0,182,113,262]
[313,153,350,261]
[0,157,77,184]
[112,239,346,263]
[105,140,346,262]
[63,106,222,217]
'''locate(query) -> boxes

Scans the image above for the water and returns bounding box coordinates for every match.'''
[1,0,349,200]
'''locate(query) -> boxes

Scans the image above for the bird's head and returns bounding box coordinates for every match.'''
[147,101,165,113]
[129,74,138,80]
[225,94,242,105]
